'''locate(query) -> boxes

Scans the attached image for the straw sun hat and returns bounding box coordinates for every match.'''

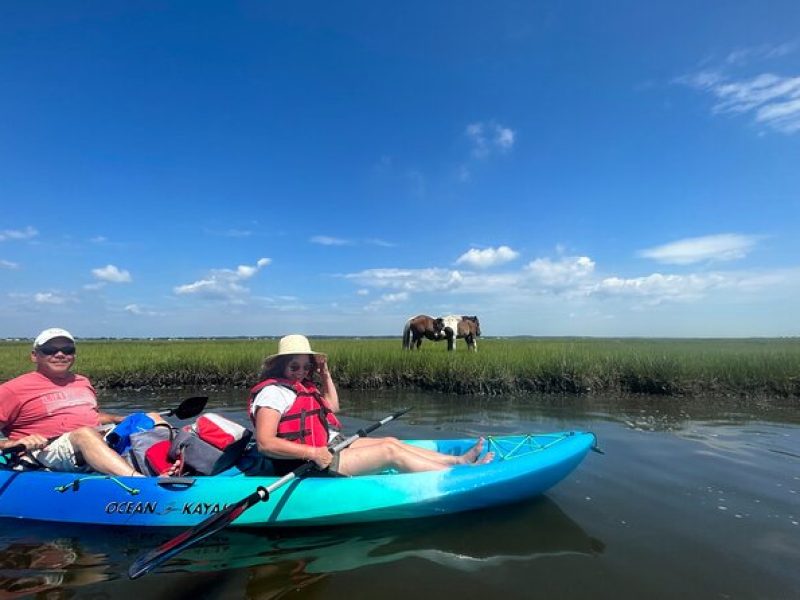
[263,334,326,369]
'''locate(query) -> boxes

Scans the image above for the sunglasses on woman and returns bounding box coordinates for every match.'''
[37,345,77,356]
[287,362,314,372]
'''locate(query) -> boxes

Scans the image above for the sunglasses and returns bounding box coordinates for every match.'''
[287,362,314,372]
[37,345,76,356]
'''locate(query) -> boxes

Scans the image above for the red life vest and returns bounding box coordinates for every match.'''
[248,378,342,447]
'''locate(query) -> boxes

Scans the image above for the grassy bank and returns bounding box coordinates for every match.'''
[1,337,799,398]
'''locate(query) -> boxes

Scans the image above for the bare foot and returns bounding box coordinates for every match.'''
[459,437,485,464]
[158,460,183,478]
[475,451,495,465]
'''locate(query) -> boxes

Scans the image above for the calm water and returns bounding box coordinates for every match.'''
[1,389,798,599]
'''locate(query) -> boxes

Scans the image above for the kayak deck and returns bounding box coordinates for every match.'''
[0,432,596,527]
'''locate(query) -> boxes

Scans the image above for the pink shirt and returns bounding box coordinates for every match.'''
[0,371,100,440]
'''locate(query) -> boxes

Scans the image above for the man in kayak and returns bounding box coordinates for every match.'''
[0,328,146,476]
[247,334,493,476]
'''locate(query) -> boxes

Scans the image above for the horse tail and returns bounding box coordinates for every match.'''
[402,320,412,350]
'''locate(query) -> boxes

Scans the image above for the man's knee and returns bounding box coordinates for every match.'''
[68,426,104,447]
[146,412,168,425]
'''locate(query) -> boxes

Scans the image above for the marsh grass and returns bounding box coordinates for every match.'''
[1,337,798,398]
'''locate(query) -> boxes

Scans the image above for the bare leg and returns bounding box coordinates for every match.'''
[337,441,450,476]
[350,436,487,465]
[69,427,143,477]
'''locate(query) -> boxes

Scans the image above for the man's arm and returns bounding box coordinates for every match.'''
[97,412,125,425]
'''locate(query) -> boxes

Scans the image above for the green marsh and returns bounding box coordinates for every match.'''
[1,337,798,398]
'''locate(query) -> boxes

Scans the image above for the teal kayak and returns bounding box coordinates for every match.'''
[0,432,595,527]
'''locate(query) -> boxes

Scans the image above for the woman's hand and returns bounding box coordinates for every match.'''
[306,445,333,470]
[315,355,330,376]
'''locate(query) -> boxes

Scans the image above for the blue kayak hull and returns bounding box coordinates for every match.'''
[0,432,594,527]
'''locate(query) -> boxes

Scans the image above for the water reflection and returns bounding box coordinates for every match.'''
[0,497,602,598]
[0,536,111,599]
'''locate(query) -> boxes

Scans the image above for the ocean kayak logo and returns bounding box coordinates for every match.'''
[105,501,158,514]
[104,501,233,515]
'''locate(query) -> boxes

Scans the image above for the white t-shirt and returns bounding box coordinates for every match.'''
[251,385,297,418]
[250,384,341,442]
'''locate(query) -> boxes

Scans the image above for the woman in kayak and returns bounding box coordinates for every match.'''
[248,335,493,476]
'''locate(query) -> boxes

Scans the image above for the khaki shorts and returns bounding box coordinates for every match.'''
[27,433,88,472]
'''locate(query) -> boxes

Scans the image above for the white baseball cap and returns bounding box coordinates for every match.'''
[33,328,75,349]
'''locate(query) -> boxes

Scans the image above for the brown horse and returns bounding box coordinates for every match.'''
[402,315,446,349]
[441,315,482,351]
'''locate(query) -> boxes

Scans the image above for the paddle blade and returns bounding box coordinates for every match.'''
[128,487,265,579]
[165,396,208,420]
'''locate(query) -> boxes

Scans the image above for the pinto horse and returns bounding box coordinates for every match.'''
[441,315,482,352]
[402,315,446,349]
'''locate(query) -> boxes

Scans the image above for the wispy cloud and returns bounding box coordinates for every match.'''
[679,43,800,134]
[363,292,410,312]
[0,259,18,269]
[312,236,395,247]
[345,268,464,292]
[465,121,516,158]
[366,238,395,248]
[726,42,798,66]
[34,292,68,305]
[92,264,133,283]
[174,257,271,302]
[0,226,38,242]
[456,246,520,269]
[207,228,254,238]
[311,235,352,246]
[638,234,760,265]
[124,304,163,316]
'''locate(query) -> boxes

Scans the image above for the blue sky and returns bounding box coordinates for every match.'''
[2,2,799,339]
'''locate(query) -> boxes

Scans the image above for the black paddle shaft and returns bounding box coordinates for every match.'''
[127,407,411,579]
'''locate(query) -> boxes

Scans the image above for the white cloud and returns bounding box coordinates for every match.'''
[0,226,38,242]
[222,229,253,238]
[456,246,519,269]
[638,234,759,265]
[380,292,408,303]
[465,121,516,158]
[680,70,800,134]
[524,256,596,286]
[726,42,798,66]
[366,238,395,247]
[124,304,163,316]
[356,289,370,296]
[345,268,464,292]
[0,259,18,269]
[496,126,515,150]
[363,292,409,312]
[34,292,66,305]
[92,264,132,283]
[174,257,271,301]
[311,235,351,246]
[585,269,795,305]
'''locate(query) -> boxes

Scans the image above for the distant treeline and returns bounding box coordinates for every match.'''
[1,337,799,398]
